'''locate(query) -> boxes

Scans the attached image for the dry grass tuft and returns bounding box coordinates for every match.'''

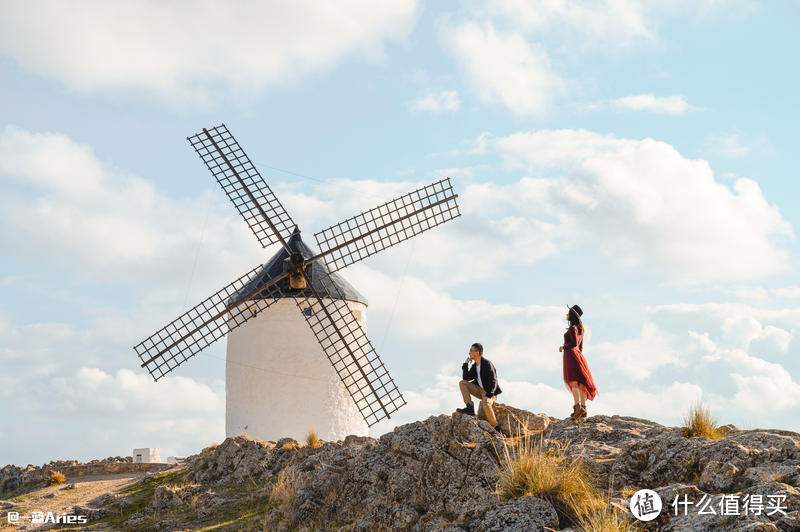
[496,432,603,524]
[269,469,299,505]
[47,470,66,485]
[282,442,297,451]
[576,507,643,532]
[683,401,724,440]
[306,430,322,450]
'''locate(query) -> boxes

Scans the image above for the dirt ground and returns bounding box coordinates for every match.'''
[1,472,147,530]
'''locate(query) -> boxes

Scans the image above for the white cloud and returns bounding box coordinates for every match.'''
[611,94,697,114]
[591,381,705,422]
[654,303,800,412]
[483,0,654,45]
[593,322,682,380]
[488,129,793,283]
[0,0,419,107]
[774,286,800,299]
[444,21,563,116]
[0,125,264,295]
[273,128,791,286]
[408,90,462,113]
[706,133,750,158]
[2,363,225,464]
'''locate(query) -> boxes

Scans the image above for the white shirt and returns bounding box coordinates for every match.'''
[476,362,483,388]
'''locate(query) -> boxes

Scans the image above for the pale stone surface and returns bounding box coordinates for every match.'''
[225,299,369,442]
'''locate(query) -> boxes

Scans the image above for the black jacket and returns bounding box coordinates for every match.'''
[462,357,502,398]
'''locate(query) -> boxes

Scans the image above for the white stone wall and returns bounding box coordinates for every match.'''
[132,448,161,463]
[225,298,369,442]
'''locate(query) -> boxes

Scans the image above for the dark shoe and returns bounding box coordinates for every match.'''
[456,403,475,416]
[569,404,580,420]
[576,404,587,421]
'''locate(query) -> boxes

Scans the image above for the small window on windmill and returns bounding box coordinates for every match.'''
[300,303,313,317]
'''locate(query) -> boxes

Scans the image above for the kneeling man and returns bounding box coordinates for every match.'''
[457,343,503,433]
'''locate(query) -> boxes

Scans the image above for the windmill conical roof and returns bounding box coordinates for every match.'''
[228,231,368,306]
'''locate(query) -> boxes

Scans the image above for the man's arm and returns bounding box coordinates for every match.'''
[483,361,499,398]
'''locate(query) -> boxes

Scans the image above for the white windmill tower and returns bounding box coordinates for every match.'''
[134,124,460,441]
[224,231,371,440]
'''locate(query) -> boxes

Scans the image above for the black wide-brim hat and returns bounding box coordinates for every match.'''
[567,304,583,318]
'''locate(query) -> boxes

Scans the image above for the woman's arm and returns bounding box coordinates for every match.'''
[563,326,578,349]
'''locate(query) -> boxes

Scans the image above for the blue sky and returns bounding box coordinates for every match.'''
[1,0,798,466]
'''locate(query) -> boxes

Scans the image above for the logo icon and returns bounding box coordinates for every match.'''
[630,489,662,521]
[7,511,19,524]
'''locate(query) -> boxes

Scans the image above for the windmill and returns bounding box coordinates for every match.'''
[134,124,461,440]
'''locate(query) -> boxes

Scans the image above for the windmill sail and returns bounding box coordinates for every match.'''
[187,124,296,249]
[313,178,460,273]
[294,264,405,426]
[136,125,462,430]
[135,266,285,381]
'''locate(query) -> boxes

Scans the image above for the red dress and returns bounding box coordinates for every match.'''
[562,325,597,400]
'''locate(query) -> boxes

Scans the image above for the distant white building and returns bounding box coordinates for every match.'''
[166,456,186,465]
[132,448,161,463]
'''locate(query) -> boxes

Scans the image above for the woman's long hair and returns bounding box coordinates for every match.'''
[568,308,584,335]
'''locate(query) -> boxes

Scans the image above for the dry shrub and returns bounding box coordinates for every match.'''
[683,401,724,440]
[47,470,66,485]
[269,469,298,505]
[306,431,322,450]
[576,507,643,532]
[496,433,603,524]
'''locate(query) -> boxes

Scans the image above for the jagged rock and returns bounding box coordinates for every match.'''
[775,510,800,531]
[470,496,559,531]
[147,485,182,513]
[88,493,117,507]
[72,505,107,521]
[491,403,550,436]
[17,406,790,531]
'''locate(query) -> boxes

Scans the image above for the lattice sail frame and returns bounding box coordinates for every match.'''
[135,267,285,381]
[136,124,462,426]
[294,266,406,426]
[314,178,460,273]
[188,124,296,249]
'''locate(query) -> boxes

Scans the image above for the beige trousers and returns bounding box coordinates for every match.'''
[459,380,498,427]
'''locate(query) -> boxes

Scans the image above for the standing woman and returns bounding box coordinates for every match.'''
[559,305,597,421]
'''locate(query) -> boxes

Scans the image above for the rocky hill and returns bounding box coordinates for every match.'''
[2,406,799,531]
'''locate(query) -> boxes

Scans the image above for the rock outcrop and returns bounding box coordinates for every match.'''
[172,408,799,530]
[4,406,799,531]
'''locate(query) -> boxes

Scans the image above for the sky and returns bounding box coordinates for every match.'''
[1,0,798,466]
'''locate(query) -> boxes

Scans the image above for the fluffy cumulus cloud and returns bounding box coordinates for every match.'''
[444,21,563,116]
[407,90,462,113]
[0,0,419,106]
[1,365,224,464]
[0,125,264,295]
[485,129,792,283]
[272,128,791,286]
[653,303,800,413]
[482,0,653,45]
